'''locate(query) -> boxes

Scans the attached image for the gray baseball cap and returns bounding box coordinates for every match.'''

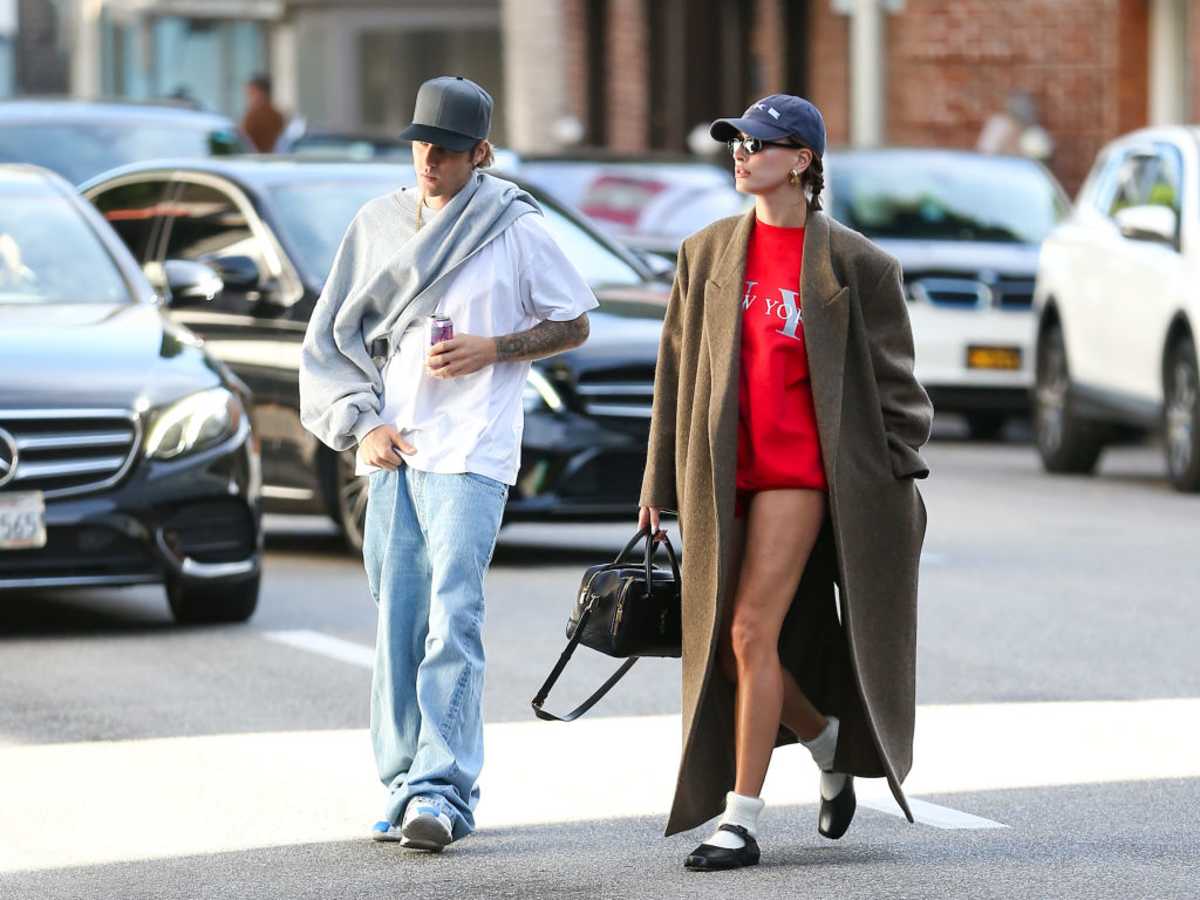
[398,75,493,152]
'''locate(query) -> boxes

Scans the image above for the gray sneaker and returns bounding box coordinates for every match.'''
[400,795,454,851]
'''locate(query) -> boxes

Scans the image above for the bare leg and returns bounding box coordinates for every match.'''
[720,512,828,742]
[726,490,827,798]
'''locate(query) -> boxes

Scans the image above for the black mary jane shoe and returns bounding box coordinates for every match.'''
[684,824,761,871]
[818,773,856,840]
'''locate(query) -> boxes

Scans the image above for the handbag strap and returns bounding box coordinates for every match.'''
[530,527,678,723]
[530,599,639,722]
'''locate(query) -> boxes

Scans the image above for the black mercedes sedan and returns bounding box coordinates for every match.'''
[0,165,262,623]
[80,159,669,551]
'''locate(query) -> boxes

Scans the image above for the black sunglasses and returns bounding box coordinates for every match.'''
[727,137,805,156]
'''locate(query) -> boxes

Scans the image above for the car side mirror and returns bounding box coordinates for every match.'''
[208,255,262,290]
[160,259,224,308]
[1114,204,1178,246]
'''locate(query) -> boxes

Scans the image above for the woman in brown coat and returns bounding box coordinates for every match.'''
[638,95,933,871]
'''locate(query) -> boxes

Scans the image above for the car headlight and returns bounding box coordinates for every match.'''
[145,387,244,460]
[523,368,564,413]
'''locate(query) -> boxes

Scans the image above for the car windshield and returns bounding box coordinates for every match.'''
[0,120,244,185]
[268,177,646,290]
[0,177,129,305]
[830,154,1068,244]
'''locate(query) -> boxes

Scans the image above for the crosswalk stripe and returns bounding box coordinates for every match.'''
[263,629,374,668]
[4,696,1198,873]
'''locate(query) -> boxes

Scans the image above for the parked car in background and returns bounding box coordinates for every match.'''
[81,159,670,551]
[0,165,262,622]
[517,152,750,263]
[277,120,521,169]
[1032,127,1200,491]
[0,99,246,185]
[827,148,1070,439]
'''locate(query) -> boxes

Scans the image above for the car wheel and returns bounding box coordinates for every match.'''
[166,573,259,624]
[331,447,368,553]
[965,412,1007,441]
[1164,334,1200,492]
[1034,324,1104,474]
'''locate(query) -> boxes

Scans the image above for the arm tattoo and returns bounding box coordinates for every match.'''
[494,313,590,363]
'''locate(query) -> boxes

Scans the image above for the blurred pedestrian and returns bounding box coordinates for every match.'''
[638,94,933,870]
[977,89,1055,162]
[240,72,285,152]
[298,75,595,851]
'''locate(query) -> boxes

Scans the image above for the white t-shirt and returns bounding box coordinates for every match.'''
[356,212,598,485]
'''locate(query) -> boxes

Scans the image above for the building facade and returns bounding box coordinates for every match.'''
[560,0,1197,194]
[2,0,1198,194]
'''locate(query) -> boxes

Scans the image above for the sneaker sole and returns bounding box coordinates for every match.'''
[371,829,405,843]
[401,816,452,852]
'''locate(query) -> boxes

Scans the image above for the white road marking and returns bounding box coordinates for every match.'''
[858,796,1006,830]
[263,629,374,668]
[4,697,1199,873]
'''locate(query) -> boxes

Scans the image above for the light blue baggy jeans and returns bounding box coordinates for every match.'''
[362,464,508,839]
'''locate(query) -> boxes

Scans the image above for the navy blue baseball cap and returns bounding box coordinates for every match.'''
[710,94,827,158]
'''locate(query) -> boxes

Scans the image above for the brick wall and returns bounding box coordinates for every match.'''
[880,0,1148,195]
[606,0,650,151]
[561,0,590,136]
[752,0,787,95]
[807,0,851,148]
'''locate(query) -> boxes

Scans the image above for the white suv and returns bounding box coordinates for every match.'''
[1032,127,1200,491]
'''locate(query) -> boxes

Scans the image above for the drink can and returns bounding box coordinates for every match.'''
[429,314,454,346]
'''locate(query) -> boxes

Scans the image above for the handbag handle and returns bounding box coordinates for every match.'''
[531,527,678,722]
[614,527,682,593]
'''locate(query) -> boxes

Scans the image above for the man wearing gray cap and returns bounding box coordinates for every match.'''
[299,76,597,851]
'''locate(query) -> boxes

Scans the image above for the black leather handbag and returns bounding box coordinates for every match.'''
[531,528,682,722]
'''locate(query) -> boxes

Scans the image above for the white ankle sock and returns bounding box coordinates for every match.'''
[704,791,764,850]
[820,770,848,800]
[801,715,839,772]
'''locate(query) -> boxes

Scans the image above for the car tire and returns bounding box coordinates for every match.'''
[325,447,368,554]
[166,573,259,624]
[965,412,1007,441]
[1034,323,1104,474]
[1164,334,1200,492]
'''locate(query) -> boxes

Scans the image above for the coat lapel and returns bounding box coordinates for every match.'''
[800,212,850,474]
[703,211,755,497]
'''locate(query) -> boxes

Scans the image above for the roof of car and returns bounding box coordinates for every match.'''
[0,162,75,192]
[827,146,1047,165]
[78,155,428,191]
[0,97,237,128]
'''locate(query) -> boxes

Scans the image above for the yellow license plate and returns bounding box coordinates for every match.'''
[967,346,1022,371]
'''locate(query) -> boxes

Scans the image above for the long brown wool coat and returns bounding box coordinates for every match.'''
[639,209,934,836]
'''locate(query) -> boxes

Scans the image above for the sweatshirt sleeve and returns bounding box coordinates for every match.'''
[299,213,387,451]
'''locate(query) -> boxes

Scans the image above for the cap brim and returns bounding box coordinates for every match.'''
[397,123,480,152]
[709,116,791,143]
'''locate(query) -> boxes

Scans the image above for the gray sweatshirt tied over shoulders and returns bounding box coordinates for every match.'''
[299,172,539,451]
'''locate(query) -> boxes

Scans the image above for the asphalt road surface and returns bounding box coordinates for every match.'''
[2,427,1197,899]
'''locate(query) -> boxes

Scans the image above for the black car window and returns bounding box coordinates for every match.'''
[90,179,171,262]
[0,176,129,305]
[161,180,268,280]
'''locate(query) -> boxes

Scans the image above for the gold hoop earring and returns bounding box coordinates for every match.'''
[789,169,803,187]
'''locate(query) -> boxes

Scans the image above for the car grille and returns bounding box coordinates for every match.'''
[0,409,141,499]
[907,274,1035,310]
[575,366,656,420]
